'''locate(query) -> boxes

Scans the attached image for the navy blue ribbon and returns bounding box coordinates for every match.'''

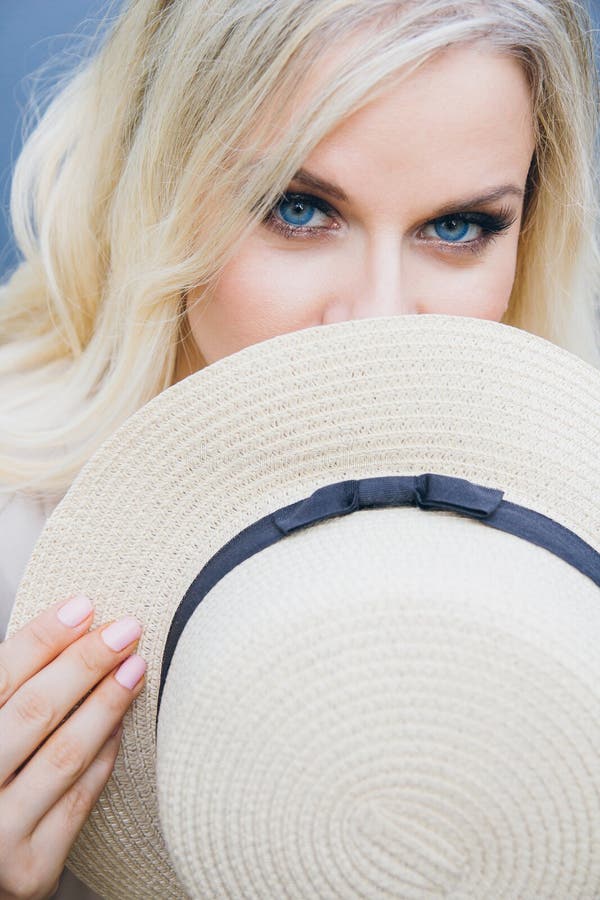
[274,474,503,534]
[158,473,600,718]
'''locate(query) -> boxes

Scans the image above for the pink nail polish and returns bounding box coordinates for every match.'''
[102,616,142,651]
[57,594,93,627]
[115,654,146,690]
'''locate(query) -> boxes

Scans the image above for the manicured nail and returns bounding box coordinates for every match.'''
[115,654,146,690]
[57,594,93,627]
[101,616,142,652]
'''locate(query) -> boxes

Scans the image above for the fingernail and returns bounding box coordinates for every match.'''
[57,594,93,627]
[115,654,146,690]
[110,721,123,738]
[101,616,142,652]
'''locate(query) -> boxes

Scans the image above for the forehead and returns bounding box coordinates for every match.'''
[290,43,535,214]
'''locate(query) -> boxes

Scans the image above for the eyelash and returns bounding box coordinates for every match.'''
[263,192,518,256]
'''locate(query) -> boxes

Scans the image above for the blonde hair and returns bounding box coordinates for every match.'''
[1,0,599,497]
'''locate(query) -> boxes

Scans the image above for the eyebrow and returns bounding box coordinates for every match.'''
[289,168,525,212]
[432,186,525,216]
[290,168,350,203]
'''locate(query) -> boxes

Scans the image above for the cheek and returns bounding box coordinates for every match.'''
[187,246,329,364]
[473,240,521,321]
[415,239,520,322]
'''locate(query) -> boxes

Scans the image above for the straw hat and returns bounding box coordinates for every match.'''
[9,314,600,899]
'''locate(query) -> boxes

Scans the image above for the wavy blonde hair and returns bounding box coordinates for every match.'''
[1,0,599,497]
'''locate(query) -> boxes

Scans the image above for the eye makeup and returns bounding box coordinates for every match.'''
[418,205,519,257]
[263,192,340,240]
[262,190,519,256]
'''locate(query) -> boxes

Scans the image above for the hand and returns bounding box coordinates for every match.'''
[0,596,146,900]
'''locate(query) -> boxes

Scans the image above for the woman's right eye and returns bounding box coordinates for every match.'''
[264,192,339,239]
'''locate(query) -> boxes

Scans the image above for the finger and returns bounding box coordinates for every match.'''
[4,655,145,835]
[29,726,124,878]
[0,595,95,705]
[0,616,142,782]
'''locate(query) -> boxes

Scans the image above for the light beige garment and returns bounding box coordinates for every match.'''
[0,492,103,900]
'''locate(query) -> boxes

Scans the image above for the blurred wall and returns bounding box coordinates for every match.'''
[0,1,114,279]
[1,0,599,281]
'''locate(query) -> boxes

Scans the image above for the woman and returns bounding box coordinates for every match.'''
[0,1,598,897]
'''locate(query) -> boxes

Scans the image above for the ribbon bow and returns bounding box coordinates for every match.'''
[273,473,504,535]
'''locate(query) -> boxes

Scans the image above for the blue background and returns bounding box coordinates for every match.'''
[1,1,599,280]
[0,1,118,279]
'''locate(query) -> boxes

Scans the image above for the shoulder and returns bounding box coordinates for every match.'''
[0,492,60,640]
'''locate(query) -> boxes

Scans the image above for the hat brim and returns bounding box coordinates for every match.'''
[9,315,600,898]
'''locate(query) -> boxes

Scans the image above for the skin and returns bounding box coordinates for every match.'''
[0,601,145,899]
[0,43,535,900]
[178,45,535,374]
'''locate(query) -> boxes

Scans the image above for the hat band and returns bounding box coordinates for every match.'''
[158,472,600,717]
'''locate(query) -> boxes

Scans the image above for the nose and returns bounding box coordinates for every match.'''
[348,237,417,320]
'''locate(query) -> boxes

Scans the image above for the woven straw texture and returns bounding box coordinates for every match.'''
[159,510,600,899]
[8,314,600,899]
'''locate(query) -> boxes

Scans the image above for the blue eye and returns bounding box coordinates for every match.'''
[263,191,337,240]
[278,195,319,227]
[432,217,478,242]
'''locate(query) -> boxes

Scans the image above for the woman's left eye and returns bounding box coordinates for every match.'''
[423,217,483,243]
[419,209,517,254]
